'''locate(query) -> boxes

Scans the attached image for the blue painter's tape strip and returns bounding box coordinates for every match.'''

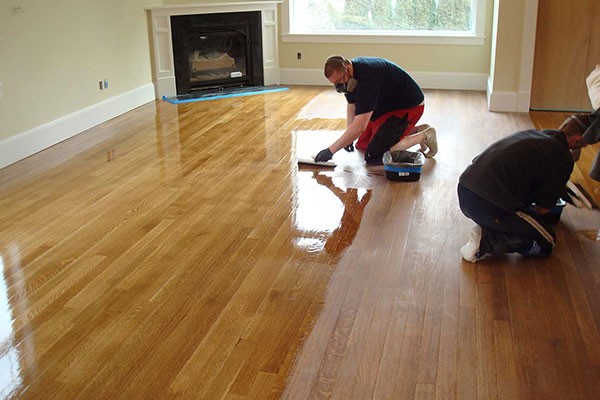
[384,165,422,174]
[162,87,289,104]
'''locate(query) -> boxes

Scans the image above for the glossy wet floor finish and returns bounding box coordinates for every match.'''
[1,87,600,399]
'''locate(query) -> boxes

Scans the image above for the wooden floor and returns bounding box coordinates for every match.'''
[0,87,599,399]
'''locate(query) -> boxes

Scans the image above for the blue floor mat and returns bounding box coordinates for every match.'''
[163,85,289,104]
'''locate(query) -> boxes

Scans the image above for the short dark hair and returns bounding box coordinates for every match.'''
[324,55,351,78]
[560,114,592,136]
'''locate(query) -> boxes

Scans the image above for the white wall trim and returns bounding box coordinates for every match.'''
[486,74,531,112]
[489,90,532,113]
[487,0,538,113]
[411,71,488,90]
[280,68,488,91]
[281,33,485,46]
[518,0,539,111]
[0,84,155,170]
[488,91,519,112]
[516,91,532,112]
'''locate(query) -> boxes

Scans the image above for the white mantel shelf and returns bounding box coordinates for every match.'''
[146,1,282,99]
[145,2,282,12]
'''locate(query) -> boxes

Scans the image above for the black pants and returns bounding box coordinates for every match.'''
[364,114,409,163]
[457,184,555,257]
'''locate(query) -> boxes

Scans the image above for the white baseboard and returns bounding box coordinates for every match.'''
[280,68,330,86]
[487,90,531,112]
[280,68,488,90]
[487,76,531,113]
[487,90,517,112]
[0,84,155,169]
[516,91,531,112]
[264,66,281,86]
[411,71,488,90]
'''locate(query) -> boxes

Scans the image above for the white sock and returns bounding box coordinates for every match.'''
[460,225,482,263]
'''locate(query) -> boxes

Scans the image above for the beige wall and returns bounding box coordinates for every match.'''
[0,0,161,140]
[163,0,239,3]
[489,0,526,91]
[278,42,492,74]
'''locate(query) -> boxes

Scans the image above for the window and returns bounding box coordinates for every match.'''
[282,0,486,45]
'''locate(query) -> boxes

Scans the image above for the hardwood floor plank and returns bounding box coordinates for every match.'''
[434,232,461,400]
[456,305,478,400]
[475,281,499,400]
[2,88,600,399]
[492,320,520,400]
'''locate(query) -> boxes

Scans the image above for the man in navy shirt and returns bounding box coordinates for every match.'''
[457,113,594,263]
[314,56,437,164]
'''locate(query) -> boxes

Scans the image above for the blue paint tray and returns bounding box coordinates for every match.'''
[382,150,425,182]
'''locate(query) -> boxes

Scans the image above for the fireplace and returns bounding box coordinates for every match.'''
[146,2,281,99]
[171,12,264,95]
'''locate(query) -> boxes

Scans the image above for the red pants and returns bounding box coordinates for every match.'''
[355,105,425,151]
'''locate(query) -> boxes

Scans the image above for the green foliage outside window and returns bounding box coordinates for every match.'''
[297,0,473,32]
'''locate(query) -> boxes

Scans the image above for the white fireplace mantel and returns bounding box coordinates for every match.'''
[146,2,282,99]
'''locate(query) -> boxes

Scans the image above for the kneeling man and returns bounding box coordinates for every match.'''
[457,113,595,263]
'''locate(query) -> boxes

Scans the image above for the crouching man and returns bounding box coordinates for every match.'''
[457,114,594,263]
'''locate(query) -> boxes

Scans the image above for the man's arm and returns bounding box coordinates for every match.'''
[330,111,373,153]
[347,103,355,127]
[314,109,373,163]
[533,162,573,212]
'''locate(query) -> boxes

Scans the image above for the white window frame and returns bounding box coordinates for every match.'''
[281,0,486,45]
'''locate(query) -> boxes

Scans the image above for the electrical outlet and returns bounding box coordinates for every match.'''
[99,81,104,90]
[103,79,109,89]
[297,52,302,60]
[12,5,25,15]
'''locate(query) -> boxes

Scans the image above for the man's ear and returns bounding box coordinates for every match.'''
[569,133,585,149]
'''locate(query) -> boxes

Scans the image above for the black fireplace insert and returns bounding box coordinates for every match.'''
[171,12,264,95]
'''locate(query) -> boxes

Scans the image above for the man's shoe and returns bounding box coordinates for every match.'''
[421,127,438,158]
[460,225,482,263]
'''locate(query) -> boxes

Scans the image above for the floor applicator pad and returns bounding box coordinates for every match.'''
[297,156,336,167]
